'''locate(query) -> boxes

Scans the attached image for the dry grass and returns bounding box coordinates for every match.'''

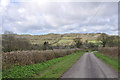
[98,47,119,58]
[2,49,80,70]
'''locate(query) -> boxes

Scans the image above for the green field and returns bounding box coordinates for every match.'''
[53,37,74,46]
[3,51,85,78]
[94,52,119,72]
[88,40,102,43]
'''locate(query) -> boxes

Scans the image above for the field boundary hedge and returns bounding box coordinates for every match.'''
[2,49,82,70]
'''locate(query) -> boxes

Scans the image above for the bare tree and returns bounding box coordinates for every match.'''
[2,31,32,52]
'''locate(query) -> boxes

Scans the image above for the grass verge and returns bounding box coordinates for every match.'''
[94,52,119,72]
[3,51,85,78]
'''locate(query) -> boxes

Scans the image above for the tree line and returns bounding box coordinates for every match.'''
[2,31,50,52]
[72,33,119,51]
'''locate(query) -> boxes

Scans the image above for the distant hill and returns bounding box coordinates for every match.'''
[11,33,103,46]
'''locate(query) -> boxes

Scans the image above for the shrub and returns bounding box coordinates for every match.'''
[2,49,79,70]
[98,47,118,58]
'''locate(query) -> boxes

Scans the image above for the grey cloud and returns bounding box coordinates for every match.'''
[1,1,118,35]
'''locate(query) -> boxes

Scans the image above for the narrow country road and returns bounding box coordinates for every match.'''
[61,52,118,78]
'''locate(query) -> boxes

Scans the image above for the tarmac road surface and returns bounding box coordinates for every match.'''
[61,52,118,78]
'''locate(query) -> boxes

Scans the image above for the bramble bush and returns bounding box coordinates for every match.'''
[98,47,119,58]
[2,49,80,70]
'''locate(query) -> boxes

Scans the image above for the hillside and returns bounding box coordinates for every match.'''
[14,33,101,46]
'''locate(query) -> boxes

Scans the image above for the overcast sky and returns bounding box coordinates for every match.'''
[0,0,118,35]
